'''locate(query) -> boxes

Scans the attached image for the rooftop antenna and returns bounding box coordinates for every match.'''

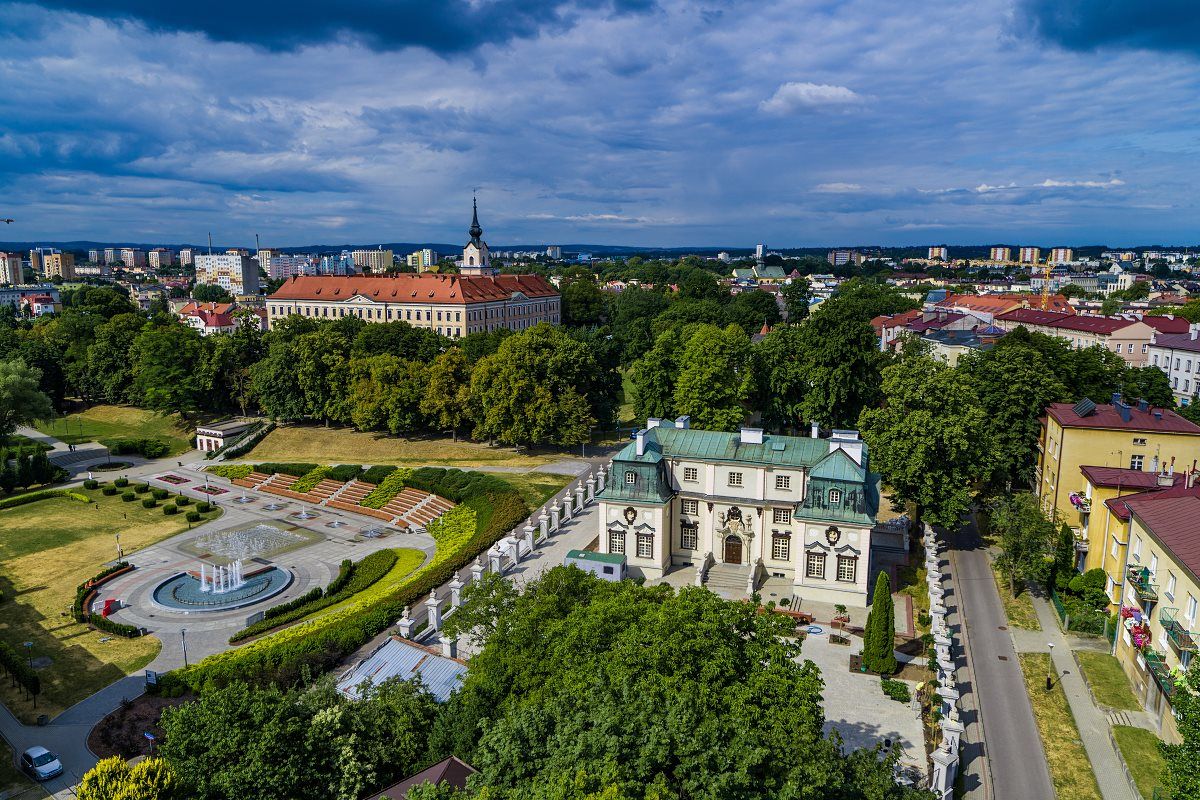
[207,232,213,256]
[255,233,261,255]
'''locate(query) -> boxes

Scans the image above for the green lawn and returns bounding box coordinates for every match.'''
[1112,725,1168,800]
[992,563,1041,630]
[1018,653,1102,800]
[895,564,930,632]
[501,472,574,511]
[618,367,636,427]
[301,548,427,621]
[0,486,221,722]
[35,405,197,456]
[1076,651,1140,711]
[0,741,42,799]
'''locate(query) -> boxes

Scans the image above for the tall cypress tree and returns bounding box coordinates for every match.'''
[863,571,897,675]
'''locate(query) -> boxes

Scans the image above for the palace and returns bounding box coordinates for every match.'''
[597,417,905,606]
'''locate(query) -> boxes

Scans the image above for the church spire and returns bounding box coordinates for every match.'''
[469,196,483,244]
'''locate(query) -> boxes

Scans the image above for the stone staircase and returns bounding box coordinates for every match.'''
[702,563,751,599]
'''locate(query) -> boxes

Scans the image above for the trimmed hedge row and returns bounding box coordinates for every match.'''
[111,438,170,458]
[360,465,396,485]
[291,466,331,493]
[0,641,40,697]
[328,464,365,483]
[230,550,399,643]
[208,464,252,480]
[159,470,530,693]
[0,488,90,510]
[254,462,318,478]
[72,562,143,638]
[361,469,411,509]
[220,421,275,460]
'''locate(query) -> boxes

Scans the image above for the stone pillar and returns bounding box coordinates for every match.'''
[398,606,414,638]
[934,632,952,661]
[586,475,596,503]
[930,743,958,800]
[523,524,535,554]
[940,716,964,754]
[449,575,464,608]
[489,552,503,574]
[562,493,574,521]
[425,590,442,632]
[939,685,960,717]
[550,502,561,531]
[507,539,521,564]
[596,467,606,493]
[539,512,549,540]
[439,634,458,659]
[574,483,585,511]
[471,556,485,583]
[938,656,955,685]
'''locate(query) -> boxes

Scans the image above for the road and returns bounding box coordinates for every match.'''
[946,515,1055,800]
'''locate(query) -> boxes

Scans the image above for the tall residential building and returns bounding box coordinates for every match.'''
[148,248,175,269]
[1019,247,1041,263]
[826,249,863,267]
[928,246,948,260]
[350,248,394,274]
[120,248,147,269]
[33,248,75,280]
[265,254,313,280]
[754,243,766,262]
[266,273,560,336]
[1049,248,1074,264]
[406,249,439,272]
[545,245,562,259]
[195,253,260,295]
[0,253,24,284]
[989,247,1011,261]
[103,247,119,265]
[179,248,195,267]
[88,249,102,264]
[461,198,497,276]
[318,252,356,275]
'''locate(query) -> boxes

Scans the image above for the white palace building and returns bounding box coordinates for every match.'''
[597,417,906,606]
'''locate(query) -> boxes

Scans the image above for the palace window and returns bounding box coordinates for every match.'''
[828,488,843,505]
[836,555,858,583]
[728,471,743,487]
[683,466,698,482]
[636,532,654,559]
[608,531,625,554]
[775,475,790,490]
[625,471,637,485]
[772,508,791,524]
[772,534,790,561]
[805,552,825,579]
[680,523,698,550]
[681,499,699,515]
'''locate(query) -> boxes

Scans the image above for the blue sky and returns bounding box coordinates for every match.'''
[1,0,1198,248]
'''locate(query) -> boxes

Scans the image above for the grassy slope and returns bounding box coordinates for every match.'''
[1111,725,1167,800]
[1018,653,1102,800]
[35,405,196,456]
[298,548,427,621]
[243,425,557,468]
[1076,651,1140,711]
[0,488,220,722]
[991,563,1041,630]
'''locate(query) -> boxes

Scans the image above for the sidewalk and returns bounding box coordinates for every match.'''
[1022,591,1136,800]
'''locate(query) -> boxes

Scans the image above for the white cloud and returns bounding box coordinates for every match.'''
[814,182,863,193]
[974,182,1018,193]
[1039,178,1125,188]
[759,82,863,114]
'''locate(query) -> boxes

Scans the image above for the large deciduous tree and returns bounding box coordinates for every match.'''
[673,323,752,431]
[129,324,209,418]
[989,492,1057,597]
[726,289,782,334]
[628,327,683,422]
[780,277,811,322]
[0,359,53,445]
[422,348,473,439]
[858,352,989,527]
[1122,365,1176,408]
[752,325,808,432]
[794,302,886,430]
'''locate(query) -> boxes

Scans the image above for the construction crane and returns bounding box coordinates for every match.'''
[1040,261,1052,310]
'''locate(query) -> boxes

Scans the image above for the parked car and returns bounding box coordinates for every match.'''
[20,746,63,781]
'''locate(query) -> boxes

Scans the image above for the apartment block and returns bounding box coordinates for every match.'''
[351,248,394,273]
[1019,247,1041,263]
[195,253,260,295]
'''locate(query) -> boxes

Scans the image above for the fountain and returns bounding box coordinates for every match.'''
[291,509,318,521]
[152,559,292,612]
[198,559,246,593]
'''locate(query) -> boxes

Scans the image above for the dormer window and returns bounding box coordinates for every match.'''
[828,488,842,505]
[625,471,637,485]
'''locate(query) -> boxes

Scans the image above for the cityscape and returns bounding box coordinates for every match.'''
[2,3,1200,800]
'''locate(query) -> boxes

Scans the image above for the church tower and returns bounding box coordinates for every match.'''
[461,197,496,276]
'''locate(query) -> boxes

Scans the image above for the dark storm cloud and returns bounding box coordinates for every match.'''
[30,0,658,52]
[1017,0,1200,56]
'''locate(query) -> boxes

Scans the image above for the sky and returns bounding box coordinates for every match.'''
[1,0,1198,249]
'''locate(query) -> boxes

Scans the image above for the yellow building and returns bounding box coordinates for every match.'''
[1109,489,1200,741]
[1036,396,1200,538]
[1074,465,1180,583]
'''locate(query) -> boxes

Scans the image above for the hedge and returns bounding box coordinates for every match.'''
[220,421,275,460]
[121,491,136,502]
[142,498,157,509]
[361,469,412,509]
[134,483,151,494]
[164,504,179,515]
[208,464,252,480]
[72,562,142,638]
[0,488,90,510]
[0,641,41,697]
[110,438,170,458]
[328,464,364,483]
[291,466,331,493]
[101,486,117,496]
[230,550,398,642]
[83,479,99,490]
[175,495,191,506]
[161,470,529,692]
[254,462,318,478]
[186,511,202,523]
[360,465,396,485]
[196,501,212,513]
[152,488,169,500]
[114,477,129,488]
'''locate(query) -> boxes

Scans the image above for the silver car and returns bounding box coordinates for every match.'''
[20,746,63,781]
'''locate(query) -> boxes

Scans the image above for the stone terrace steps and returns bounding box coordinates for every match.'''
[232,471,271,488]
[703,563,751,592]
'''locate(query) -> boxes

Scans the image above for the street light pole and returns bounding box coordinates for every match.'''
[1046,642,1055,690]
[181,629,188,667]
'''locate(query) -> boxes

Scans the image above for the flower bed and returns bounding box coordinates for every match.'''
[361,469,412,509]
[196,486,228,496]
[157,474,190,485]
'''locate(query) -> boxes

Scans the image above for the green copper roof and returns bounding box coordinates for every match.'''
[810,448,867,482]
[566,549,625,565]
[613,427,833,468]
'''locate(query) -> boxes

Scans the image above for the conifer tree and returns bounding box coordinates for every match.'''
[863,571,897,675]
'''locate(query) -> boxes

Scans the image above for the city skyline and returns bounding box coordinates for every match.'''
[2,1,1199,246]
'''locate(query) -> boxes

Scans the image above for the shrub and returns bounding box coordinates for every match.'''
[208,464,253,480]
[122,491,136,502]
[110,438,170,459]
[102,486,117,496]
[360,465,396,485]
[291,466,331,493]
[142,498,156,508]
[881,678,911,703]
[83,479,99,490]
[196,501,212,513]
[134,483,151,494]
[186,511,202,523]
[163,504,179,515]
[71,562,143,639]
[862,572,897,675]
[114,477,129,488]
[328,464,364,483]
[0,641,41,697]
[361,469,412,508]
[254,462,318,478]
[175,495,191,506]
[221,421,275,460]
[152,488,169,500]
[0,488,90,509]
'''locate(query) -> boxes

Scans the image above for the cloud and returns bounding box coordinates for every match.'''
[974,182,1018,193]
[759,82,863,114]
[29,0,657,53]
[1017,0,1200,57]
[1038,178,1125,188]
[814,182,863,193]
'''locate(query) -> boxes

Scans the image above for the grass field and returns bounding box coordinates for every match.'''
[0,742,41,799]
[0,487,221,723]
[501,471,574,510]
[992,563,1041,630]
[243,425,560,468]
[1018,653,1102,800]
[35,405,196,456]
[1112,725,1167,800]
[1076,651,1140,711]
[895,564,930,632]
[303,548,427,622]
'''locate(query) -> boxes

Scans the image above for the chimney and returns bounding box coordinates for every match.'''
[1154,409,1164,420]
[810,421,820,439]
[1137,398,1149,413]
[635,430,647,456]
[674,415,690,429]
[1114,400,1132,423]
[1111,392,1122,406]
[740,427,764,445]
[1191,323,1199,341]
[646,418,662,429]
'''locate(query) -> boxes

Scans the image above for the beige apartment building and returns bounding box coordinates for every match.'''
[148,248,175,269]
[265,273,560,337]
[0,252,24,284]
[1019,247,1041,263]
[33,249,75,280]
[351,248,394,273]
[997,309,1190,367]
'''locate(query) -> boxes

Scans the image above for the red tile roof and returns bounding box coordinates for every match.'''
[908,312,965,333]
[870,309,921,333]
[268,274,558,304]
[1047,402,1200,435]
[1050,314,1139,334]
[997,308,1065,326]
[1136,315,1190,334]
[1080,466,1179,490]
[1150,331,1200,354]
[1125,494,1200,579]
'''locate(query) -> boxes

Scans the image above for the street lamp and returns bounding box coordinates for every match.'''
[1046,642,1055,690]
[181,629,188,668]
[23,641,32,669]
[115,533,123,561]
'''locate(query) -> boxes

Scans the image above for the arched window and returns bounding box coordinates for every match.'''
[625,471,637,485]
[468,256,475,265]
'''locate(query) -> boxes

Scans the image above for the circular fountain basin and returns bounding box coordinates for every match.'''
[151,566,293,612]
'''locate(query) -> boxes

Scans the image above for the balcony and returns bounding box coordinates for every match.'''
[1127,567,1159,604]
[1160,608,1197,653]
[1069,492,1092,514]
[1143,650,1177,701]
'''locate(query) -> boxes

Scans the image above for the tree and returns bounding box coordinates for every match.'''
[560,278,607,327]
[752,325,808,432]
[427,566,925,800]
[726,290,782,334]
[780,277,811,322]
[352,322,444,362]
[858,353,989,527]
[862,572,897,675]
[990,492,1057,597]
[78,756,176,800]
[673,324,752,431]
[348,356,429,436]
[192,283,234,303]
[422,349,472,439]
[1161,660,1200,799]
[1123,365,1175,408]
[1049,523,1077,592]
[0,359,53,445]
[206,319,265,415]
[628,327,683,422]
[86,313,147,403]
[678,268,725,302]
[129,324,209,417]
[795,302,886,429]
[293,329,355,424]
